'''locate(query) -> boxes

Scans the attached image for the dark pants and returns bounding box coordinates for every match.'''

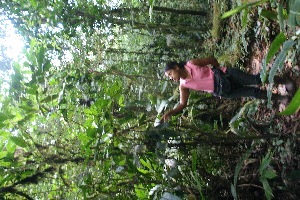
[213,68,262,99]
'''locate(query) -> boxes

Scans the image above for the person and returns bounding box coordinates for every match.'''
[160,57,296,122]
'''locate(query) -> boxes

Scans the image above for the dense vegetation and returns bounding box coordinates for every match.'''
[0,0,299,199]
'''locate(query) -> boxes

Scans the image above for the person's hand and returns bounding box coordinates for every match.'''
[160,113,170,123]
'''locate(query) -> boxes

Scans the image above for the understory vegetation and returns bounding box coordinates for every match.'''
[0,0,299,199]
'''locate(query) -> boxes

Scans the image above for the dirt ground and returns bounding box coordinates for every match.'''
[247,42,300,135]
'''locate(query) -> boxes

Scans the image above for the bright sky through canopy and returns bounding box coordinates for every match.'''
[0,15,25,64]
[0,15,24,97]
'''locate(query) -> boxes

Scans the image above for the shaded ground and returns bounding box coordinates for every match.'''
[198,2,300,198]
[239,20,300,199]
[248,39,300,134]
[219,0,300,136]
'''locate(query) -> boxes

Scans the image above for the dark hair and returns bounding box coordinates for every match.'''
[164,61,186,72]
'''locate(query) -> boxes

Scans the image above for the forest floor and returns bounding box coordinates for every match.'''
[228,28,300,199]
[247,39,300,135]
[216,1,300,135]
[243,29,300,193]
[208,1,300,198]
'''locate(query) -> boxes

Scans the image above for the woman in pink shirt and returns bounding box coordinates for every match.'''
[160,57,295,122]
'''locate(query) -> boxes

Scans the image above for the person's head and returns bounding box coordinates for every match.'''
[164,61,186,82]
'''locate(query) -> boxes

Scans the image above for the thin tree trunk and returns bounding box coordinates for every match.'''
[153,6,207,16]
[109,6,207,16]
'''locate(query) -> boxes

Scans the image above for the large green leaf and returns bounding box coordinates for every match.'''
[26,84,38,95]
[231,183,238,200]
[279,88,300,115]
[140,158,152,170]
[231,147,252,199]
[267,40,296,106]
[260,177,274,200]
[0,151,7,159]
[19,103,37,113]
[137,167,149,174]
[260,9,278,21]
[233,147,252,186]
[0,131,10,145]
[259,151,273,173]
[17,113,35,126]
[10,136,28,148]
[288,0,300,26]
[266,33,286,65]
[0,113,8,123]
[229,101,256,134]
[5,139,16,154]
[135,184,149,199]
[277,2,285,32]
[260,59,268,83]
[30,0,37,9]
[221,0,267,19]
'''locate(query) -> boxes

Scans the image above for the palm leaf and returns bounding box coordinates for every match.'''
[279,88,300,115]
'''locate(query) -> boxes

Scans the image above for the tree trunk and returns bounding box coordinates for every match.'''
[109,6,207,16]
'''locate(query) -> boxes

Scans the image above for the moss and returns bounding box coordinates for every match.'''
[204,0,244,67]
[218,54,240,66]
[211,1,221,41]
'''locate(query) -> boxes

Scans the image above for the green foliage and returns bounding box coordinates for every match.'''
[229,101,259,135]
[269,39,296,81]
[189,171,205,200]
[259,151,276,200]
[288,0,300,26]
[192,149,197,172]
[221,0,268,19]
[267,39,296,106]
[260,9,279,21]
[266,33,286,67]
[231,144,255,200]
[223,0,299,111]
[9,136,27,148]
[207,1,246,66]
[277,2,285,32]
[279,88,300,115]
[135,184,149,199]
[0,0,299,199]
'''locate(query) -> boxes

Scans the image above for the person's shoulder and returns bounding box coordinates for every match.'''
[186,60,195,68]
[186,60,193,65]
[179,82,188,90]
[186,61,200,71]
[188,58,201,65]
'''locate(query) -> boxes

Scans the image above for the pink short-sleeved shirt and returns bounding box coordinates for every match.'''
[180,61,226,93]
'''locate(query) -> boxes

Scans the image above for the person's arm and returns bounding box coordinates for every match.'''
[190,57,220,68]
[160,85,190,122]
